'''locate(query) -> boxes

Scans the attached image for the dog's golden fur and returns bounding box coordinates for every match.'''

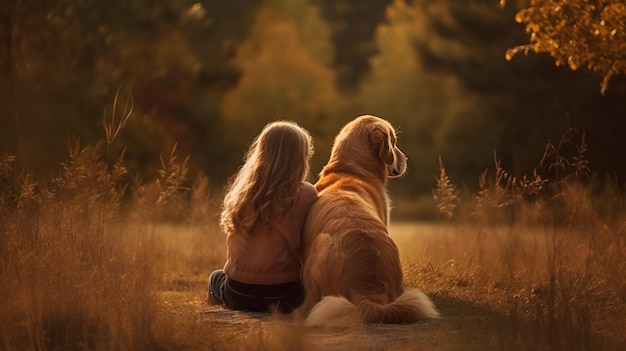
[295,115,439,326]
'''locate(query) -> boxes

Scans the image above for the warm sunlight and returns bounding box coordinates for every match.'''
[1,0,625,350]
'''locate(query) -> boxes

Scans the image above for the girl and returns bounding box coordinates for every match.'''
[209,121,318,313]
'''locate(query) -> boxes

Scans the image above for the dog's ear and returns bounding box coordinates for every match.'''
[370,125,395,165]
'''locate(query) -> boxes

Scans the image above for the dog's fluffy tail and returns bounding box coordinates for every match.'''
[305,288,439,327]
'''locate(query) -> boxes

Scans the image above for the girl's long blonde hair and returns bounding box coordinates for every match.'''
[220,121,314,234]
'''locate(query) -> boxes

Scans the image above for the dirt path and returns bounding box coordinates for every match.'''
[194,296,502,351]
[160,222,625,350]
[161,274,504,351]
[159,222,508,350]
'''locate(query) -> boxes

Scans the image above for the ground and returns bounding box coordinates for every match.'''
[156,222,625,350]
[157,222,504,351]
[160,277,503,351]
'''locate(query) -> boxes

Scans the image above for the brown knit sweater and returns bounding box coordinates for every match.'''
[223,182,318,285]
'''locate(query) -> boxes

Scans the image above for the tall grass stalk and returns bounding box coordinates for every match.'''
[2,100,624,350]
[422,129,625,350]
[0,91,217,350]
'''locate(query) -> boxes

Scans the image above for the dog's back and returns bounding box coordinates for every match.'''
[295,115,439,326]
[298,175,438,326]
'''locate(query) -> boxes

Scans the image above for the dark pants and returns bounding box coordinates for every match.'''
[208,269,304,313]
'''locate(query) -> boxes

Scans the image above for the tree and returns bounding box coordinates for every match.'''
[220,0,340,174]
[0,0,257,182]
[504,0,626,94]
[0,0,102,177]
[359,0,485,195]
[313,0,391,89]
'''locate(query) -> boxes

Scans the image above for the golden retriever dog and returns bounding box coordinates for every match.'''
[295,115,439,326]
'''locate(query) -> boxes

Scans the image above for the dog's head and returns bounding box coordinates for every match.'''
[328,115,407,180]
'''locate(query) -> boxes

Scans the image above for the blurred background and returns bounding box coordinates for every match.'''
[1,0,625,215]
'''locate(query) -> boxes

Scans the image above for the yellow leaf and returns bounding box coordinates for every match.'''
[505,50,513,61]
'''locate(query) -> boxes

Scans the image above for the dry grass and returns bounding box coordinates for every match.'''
[421,128,626,350]
[0,94,223,351]
[1,108,624,350]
